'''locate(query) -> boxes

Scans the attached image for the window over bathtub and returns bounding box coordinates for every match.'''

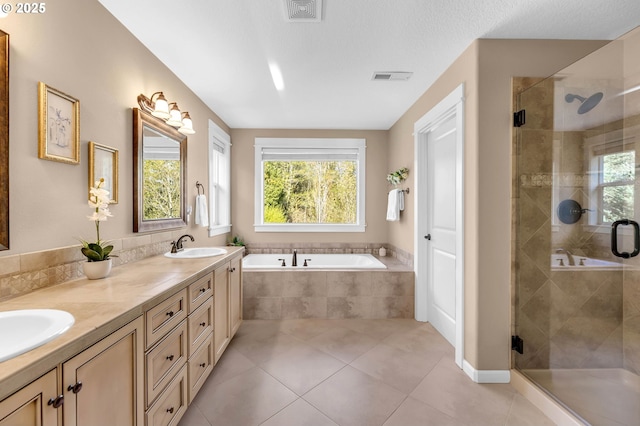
[254,138,366,232]
[208,120,231,236]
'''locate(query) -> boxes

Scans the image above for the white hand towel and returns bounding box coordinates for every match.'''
[195,194,209,227]
[386,189,401,221]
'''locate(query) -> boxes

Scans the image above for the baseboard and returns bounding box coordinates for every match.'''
[462,360,510,383]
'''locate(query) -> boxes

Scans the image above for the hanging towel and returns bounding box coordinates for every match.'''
[386,189,404,221]
[195,194,209,227]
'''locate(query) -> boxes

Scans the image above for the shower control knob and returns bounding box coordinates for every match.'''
[424,234,431,240]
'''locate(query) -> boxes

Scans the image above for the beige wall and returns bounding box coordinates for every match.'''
[0,0,230,256]
[230,128,389,245]
[389,39,608,371]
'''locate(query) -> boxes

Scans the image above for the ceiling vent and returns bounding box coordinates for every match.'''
[284,0,322,22]
[372,72,413,81]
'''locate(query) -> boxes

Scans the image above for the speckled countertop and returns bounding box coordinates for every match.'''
[0,246,244,401]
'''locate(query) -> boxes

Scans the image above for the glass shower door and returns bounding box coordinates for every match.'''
[514,28,640,425]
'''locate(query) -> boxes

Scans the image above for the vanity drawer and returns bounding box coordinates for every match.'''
[146,289,188,349]
[188,297,213,357]
[188,273,213,313]
[146,364,188,426]
[188,334,214,404]
[146,320,187,409]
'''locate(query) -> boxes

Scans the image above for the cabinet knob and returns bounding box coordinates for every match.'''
[199,287,206,293]
[166,311,174,317]
[199,362,206,368]
[166,354,174,361]
[67,381,83,394]
[229,267,236,272]
[48,395,64,409]
[200,322,206,327]
[166,407,175,414]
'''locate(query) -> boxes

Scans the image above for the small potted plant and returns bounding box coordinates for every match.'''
[80,178,115,279]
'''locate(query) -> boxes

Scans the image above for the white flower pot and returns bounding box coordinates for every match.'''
[82,259,112,280]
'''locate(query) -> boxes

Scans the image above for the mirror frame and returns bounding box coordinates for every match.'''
[132,108,188,233]
[0,30,8,250]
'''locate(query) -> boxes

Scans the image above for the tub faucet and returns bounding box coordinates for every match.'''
[171,234,195,253]
[555,248,575,266]
[292,249,297,267]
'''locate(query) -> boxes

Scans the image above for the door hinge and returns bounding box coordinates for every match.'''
[513,110,526,127]
[511,335,524,354]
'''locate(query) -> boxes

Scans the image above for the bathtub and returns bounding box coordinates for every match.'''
[242,253,387,270]
[551,254,623,271]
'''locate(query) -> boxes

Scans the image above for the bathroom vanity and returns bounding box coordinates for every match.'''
[0,247,243,426]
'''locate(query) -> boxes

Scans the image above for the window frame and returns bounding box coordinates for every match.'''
[254,138,366,232]
[207,120,231,237]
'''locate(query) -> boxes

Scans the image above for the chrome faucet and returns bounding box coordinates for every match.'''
[555,248,575,266]
[171,234,195,253]
[292,249,297,267]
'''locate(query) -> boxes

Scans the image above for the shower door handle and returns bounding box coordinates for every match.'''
[611,219,640,258]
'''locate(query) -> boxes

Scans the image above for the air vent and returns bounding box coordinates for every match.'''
[372,72,413,81]
[284,0,322,22]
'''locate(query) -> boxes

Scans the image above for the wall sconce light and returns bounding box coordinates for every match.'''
[137,92,196,134]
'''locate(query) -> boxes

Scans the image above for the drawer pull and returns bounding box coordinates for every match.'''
[48,395,64,408]
[67,381,83,394]
[166,354,174,361]
[166,311,174,317]
[199,362,206,368]
[199,287,206,293]
[166,407,174,414]
[200,322,206,327]
[229,267,236,272]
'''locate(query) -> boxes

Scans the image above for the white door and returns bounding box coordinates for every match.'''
[426,114,458,346]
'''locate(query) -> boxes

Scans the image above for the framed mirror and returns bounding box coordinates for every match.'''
[0,30,8,250]
[133,108,187,232]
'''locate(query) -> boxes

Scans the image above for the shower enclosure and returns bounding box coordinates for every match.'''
[513,28,640,425]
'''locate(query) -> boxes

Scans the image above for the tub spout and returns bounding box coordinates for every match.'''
[555,248,575,266]
[292,249,297,267]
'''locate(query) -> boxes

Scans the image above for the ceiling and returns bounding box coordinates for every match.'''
[98,0,640,130]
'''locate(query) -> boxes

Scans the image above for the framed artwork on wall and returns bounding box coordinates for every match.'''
[37,81,80,164]
[88,141,118,203]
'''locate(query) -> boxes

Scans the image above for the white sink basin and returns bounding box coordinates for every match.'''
[0,309,75,362]
[164,247,227,259]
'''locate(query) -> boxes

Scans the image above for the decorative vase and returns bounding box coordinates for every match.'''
[82,259,112,280]
[379,246,387,257]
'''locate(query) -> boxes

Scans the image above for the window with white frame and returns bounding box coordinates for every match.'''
[208,120,231,236]
[254,138,366,232]
[587,132,636,225]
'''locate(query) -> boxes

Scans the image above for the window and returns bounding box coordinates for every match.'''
[254,138,366,232]
[588,136,635,225]
[208,120,231,236]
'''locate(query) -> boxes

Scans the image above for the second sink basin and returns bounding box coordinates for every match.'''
[0,309,75,362]
[164,247,227,259]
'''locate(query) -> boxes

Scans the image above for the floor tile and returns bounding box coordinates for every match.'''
[351,342,444,393]
[260,399,338,426]
[207,347,256,387]
[278,318,340,340]
[383,322,454,355]
[307,326,379,363]
[230,329,309,365]
[303,366,407,426]
[193,367,297,426]
[336,318,422,340]
[505,393,556,426]
[178,403,211,426]
[260,343,346,395]
[382,397,464,426]
[410,358,516,426]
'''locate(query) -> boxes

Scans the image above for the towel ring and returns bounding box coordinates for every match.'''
[196,181,205,195]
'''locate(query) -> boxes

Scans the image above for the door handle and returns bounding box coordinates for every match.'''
[611,219,640,258]
[424,234,431,240]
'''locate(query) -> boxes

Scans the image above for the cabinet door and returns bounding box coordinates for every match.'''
[229,256,242,338]
[62,317,144,426]
[214,264,230,363]
[0,369,58,426]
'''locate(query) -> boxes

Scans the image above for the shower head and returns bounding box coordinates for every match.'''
[565,92,603,114]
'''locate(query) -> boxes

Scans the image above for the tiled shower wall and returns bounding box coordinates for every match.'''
[512,77,639,371]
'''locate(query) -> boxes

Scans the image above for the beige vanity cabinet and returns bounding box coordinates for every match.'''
[214,254,243,363]
[62,317,144,426]
[0,369,59,426]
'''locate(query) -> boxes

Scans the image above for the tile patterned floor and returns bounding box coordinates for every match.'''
[179,319,555,426]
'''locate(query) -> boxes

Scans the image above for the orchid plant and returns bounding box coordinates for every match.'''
[80,178,114,262]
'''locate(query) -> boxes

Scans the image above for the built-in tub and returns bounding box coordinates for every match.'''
[242,253,387,270]
[242,253,414,320]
